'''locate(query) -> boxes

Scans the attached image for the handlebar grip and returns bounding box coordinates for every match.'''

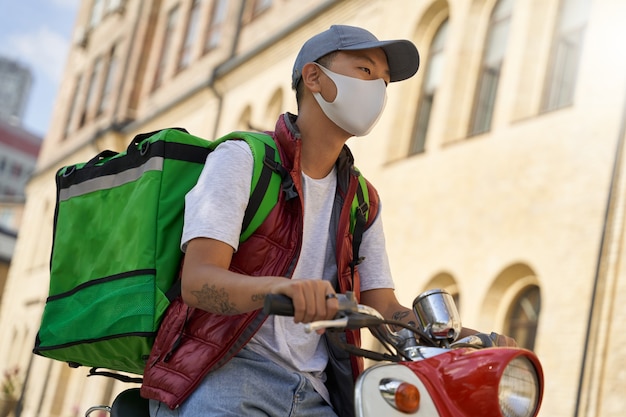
[263,294,295,316]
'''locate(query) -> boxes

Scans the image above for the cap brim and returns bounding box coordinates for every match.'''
[339,39,420,83]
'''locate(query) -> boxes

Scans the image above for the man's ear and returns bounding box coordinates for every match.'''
[301,62,322,93]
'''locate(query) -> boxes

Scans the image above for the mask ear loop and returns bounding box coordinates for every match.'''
[312,63,338,104]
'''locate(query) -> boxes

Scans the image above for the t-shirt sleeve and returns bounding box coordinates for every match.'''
[181,140,253,252]
[358,205,395,292]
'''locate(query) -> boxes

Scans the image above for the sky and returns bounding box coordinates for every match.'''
[0,0,80,137]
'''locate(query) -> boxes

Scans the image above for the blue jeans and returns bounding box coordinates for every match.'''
[149,347,338,417]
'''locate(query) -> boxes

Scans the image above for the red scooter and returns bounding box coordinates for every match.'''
[264,288,544,417]
[86,289,543,417]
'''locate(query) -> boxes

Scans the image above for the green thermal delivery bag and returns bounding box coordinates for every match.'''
[33,128,283,376]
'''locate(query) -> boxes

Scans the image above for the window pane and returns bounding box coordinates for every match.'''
[506,286,541,351]
[471,69,499,134]
[64,75,82,138]
[484,22,509,67]
[90,0,105,27]
[98,47,117,115]
[469,0,513,135]
[179,0,202,70]
[88,58,103,108]
[409,20,448,154]
[424,53,444,94]
[545,30,583,109]
[542,0,591,111]
[154,6,179,89]
[80,57,103,127]
[424,17,448,93]
[253,0,272,17]
[560,0,590,31]
[11,163,22,178]
[108,0,123,12]
[411,95,433,154]
[205,0,228,51]
[486,0,514,66]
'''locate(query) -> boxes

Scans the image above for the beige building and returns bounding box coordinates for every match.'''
[1,0,625,416]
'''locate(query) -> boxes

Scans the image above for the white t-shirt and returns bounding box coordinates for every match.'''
[182,140,394,399]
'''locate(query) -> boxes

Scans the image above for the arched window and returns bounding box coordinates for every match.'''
[505,285,541,350]
[541,0,591,111]
[409,19,448,155]
[469,0,514,135]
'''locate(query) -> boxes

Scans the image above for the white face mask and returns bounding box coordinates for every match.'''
[312,63,387,137]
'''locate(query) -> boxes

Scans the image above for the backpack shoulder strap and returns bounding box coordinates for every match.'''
[213,131,286,242]
[350,172,370,234]
[349,169,370,279]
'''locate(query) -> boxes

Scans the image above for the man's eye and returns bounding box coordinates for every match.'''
[360,67,371,75]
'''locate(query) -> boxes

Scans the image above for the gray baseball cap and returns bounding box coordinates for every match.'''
[292,25,420,89]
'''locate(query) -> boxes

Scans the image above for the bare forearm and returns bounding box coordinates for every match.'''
[360,288,417,326]
[181,237,338,322]
[181,263,283,314]
[181,261,339,325]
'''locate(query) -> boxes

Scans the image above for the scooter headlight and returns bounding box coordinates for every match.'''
[498,356,540,417]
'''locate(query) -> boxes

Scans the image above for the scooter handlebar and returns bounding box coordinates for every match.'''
[263,292,360,317]
[263,293,386,333]
[263,294,295,316]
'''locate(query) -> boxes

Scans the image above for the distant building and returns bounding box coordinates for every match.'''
[0,123,39,353]
[0,225,16,297]
[0,120,41,200]
[0,119,40,322]
[0,56,33,125]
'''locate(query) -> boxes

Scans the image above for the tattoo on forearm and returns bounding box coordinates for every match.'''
[392,311,410,322]
[251,293,266,303]
[191,284,240,314]
[391,311,412,331]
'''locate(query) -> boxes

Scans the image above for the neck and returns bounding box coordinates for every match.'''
[295,106,351,179]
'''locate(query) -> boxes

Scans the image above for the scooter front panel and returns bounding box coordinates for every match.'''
[354,363,440,417]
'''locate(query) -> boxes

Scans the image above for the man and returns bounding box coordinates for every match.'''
[142,25,505,417]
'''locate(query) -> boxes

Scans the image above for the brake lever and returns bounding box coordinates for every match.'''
[304,317,349,333]
[304,312,387,333]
